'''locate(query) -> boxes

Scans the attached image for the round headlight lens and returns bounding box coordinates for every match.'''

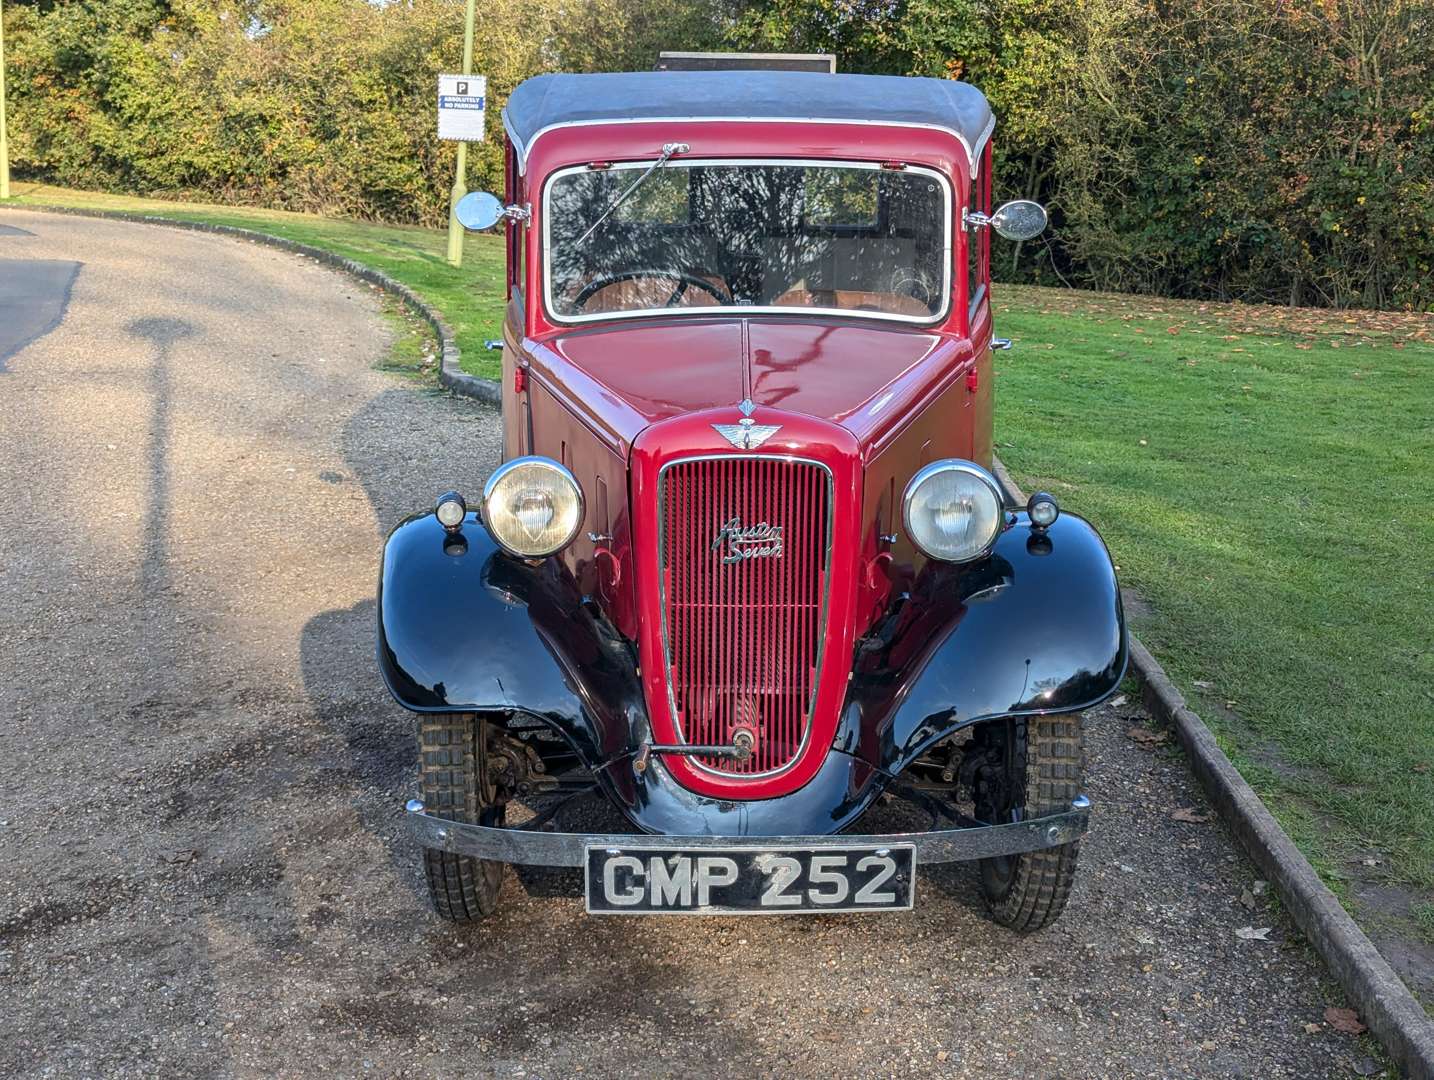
[481,457,585,558]
[902,461,1004,563]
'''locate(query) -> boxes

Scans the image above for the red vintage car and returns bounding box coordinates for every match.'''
[381,69,1127,926]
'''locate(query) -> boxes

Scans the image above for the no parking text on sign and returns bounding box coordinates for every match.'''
[438,75,487,142]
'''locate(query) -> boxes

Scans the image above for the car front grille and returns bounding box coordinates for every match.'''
[660,456,831,775]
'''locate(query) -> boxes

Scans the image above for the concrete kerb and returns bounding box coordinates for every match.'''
[992,456,1434,1080]
[0,204,503,407]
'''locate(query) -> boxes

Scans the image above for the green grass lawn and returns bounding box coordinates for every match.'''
[992,287,1434,914]
[8,186,1432,962]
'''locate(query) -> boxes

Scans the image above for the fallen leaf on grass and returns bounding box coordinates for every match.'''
[1127,726,1169,747]
[1413,763,1430,774]
[1324,1006,1366,1035]
[1302,1022,1322,1035]
[1171,807,1212,824]
[1235,926,1272,941]
[1193,680,1215,690]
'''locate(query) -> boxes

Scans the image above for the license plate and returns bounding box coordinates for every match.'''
[584,845,915,914]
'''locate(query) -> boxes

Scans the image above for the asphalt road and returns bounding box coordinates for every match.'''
[0,210,1383,1078]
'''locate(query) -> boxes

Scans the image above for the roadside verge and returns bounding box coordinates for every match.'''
[993,458,1434,1080]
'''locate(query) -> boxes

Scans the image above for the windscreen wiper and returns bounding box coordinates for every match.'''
[574,142,689,246]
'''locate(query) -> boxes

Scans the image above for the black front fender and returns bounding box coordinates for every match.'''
[836,510,1128,773]
[376,511,647,771]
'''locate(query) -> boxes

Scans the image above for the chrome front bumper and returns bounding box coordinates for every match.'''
[404,795,1091,868]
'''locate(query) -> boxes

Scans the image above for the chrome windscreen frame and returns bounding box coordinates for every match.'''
[655,453,835,780]
[540,157,954,328]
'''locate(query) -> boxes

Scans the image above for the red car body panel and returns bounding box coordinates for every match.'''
[501,118,995,799]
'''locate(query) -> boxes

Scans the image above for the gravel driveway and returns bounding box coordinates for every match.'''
[0,210,1380,1078]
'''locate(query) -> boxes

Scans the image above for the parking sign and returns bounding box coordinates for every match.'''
[438,75,487,142]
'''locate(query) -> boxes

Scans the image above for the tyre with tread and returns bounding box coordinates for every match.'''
[418,711,506,922]
[976,713,1084,933]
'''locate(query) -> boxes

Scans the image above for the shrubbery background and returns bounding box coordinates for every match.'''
[5,0,1431,309]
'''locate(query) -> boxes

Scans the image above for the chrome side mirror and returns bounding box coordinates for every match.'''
[454,191,529,231]
[990,200,1048,241]
[455,191,504,230]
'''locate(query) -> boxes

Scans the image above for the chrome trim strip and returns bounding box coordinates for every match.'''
[503,113,996,179]
[540,157,954,329]
[656,453,835,780]
[406,798,1090,867]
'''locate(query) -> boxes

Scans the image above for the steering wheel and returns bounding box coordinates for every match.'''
[574,270,730,310]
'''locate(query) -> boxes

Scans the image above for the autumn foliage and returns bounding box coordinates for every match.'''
[4,0,1430,310]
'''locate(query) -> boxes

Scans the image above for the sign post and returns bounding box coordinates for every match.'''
[442,0,480,267]
[1,0,11,200]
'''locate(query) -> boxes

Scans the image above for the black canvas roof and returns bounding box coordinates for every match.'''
[502,71,994,177]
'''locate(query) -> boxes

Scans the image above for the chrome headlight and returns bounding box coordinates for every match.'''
[481,457,585,558]
[902,460,1005,563]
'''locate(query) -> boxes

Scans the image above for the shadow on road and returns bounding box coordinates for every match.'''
[127,317,198,612]
[298,387,485,909]
[0,258,82,371]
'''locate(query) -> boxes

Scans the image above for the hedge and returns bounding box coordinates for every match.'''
[5,0,1430,309]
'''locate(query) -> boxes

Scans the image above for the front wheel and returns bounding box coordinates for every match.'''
[418,712,507,922]
[972,713,1085,933]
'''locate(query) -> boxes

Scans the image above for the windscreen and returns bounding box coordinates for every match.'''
[545,161,949,323]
